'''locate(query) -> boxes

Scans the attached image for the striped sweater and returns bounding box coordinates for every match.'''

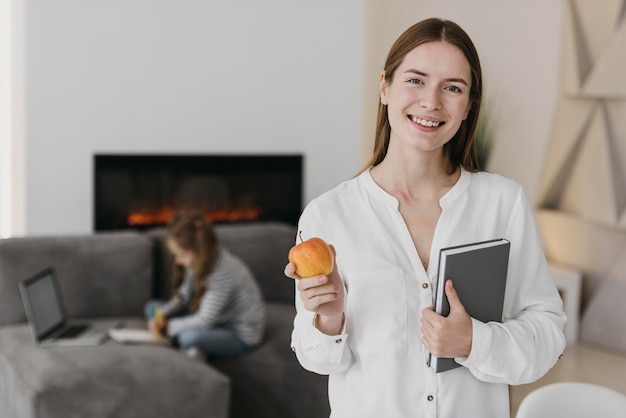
[161,247,266,346]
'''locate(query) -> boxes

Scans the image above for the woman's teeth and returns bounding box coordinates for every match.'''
[411,116,441,127]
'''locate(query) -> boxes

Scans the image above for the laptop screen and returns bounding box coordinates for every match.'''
[21,269,65,340]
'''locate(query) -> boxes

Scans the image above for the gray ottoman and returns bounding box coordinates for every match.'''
[0,322,230,418]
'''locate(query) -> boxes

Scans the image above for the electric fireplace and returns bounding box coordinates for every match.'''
[93,154,303,231]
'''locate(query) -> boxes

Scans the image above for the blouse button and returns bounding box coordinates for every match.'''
[422,283,429,289]
[427,395,434,402]
[335,339,342,344]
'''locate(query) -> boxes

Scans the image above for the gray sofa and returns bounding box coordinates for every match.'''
[0,222,330,418]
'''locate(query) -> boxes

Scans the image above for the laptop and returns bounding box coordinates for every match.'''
[19,267,118,347]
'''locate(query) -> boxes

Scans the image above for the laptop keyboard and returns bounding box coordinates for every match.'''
[57,325,88,339]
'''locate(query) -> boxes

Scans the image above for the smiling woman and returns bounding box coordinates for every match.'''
[286,18,566,418]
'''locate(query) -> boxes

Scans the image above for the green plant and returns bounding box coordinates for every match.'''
[474,100,495,171]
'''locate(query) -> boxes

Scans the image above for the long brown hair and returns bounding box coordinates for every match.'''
[166,211,219,312]
[364,18,483,174]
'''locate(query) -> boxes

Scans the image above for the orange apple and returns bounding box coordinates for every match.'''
[288,232,334,278]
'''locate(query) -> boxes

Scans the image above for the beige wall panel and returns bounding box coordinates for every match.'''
[562,0,588,94]
[581,276,626,351]
[582,19,626,98]
[538,99,596,205]
[571,0,623,63]
[559,105,618,227]
[536,209,626,300]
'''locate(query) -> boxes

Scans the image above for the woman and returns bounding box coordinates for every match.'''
[285,18,566,417]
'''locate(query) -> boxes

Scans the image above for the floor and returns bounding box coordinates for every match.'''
[509,342,626,417]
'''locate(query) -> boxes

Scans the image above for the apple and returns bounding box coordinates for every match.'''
[288,231,334,278]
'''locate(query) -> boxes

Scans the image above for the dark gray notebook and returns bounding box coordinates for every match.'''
[428,238,510,373]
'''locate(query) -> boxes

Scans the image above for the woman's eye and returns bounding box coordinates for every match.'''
[445,85,462,93]
[408,78,423,85]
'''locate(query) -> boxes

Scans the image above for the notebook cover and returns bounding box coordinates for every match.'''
[428,238,511,373]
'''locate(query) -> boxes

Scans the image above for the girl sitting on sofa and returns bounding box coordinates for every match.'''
[145,210,265,361]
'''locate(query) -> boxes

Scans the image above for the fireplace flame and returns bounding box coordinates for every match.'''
[127,206,261,226]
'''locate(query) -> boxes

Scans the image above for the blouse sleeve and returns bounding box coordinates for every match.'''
[290,203,354,375]
[457,186,567,384]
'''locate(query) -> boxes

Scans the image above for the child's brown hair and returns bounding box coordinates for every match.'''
[165,211,219,312]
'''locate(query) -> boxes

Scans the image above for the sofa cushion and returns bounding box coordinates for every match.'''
[212,303,330,418]
[216,222,297,304]
[0,232,153,326]
[0,320,230,418]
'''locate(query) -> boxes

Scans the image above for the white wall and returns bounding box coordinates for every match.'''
[23,0,365,235]
[363,0,565,203]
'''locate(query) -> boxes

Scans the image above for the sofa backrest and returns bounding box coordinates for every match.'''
[0,232,153,326]
[0,222,297,327]
[146,222,297,304]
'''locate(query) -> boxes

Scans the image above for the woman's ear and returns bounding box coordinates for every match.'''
[380,70,389,105]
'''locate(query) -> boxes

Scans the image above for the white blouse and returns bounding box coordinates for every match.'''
[291,168,566,418]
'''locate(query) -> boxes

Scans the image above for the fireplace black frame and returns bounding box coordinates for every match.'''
[93,154,303,231]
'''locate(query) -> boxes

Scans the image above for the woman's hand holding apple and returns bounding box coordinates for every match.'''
[286,234,345,335]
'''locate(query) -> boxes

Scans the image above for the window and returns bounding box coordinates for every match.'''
[0,0,12,238]
[0,0,23,238]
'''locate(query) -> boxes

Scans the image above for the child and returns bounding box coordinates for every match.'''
[145,211,265,361]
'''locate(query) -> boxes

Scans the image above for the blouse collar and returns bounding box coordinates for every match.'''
[360,166,471,210]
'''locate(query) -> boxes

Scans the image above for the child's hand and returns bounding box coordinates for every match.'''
[154,307,165,330]
[148,308,167,336]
